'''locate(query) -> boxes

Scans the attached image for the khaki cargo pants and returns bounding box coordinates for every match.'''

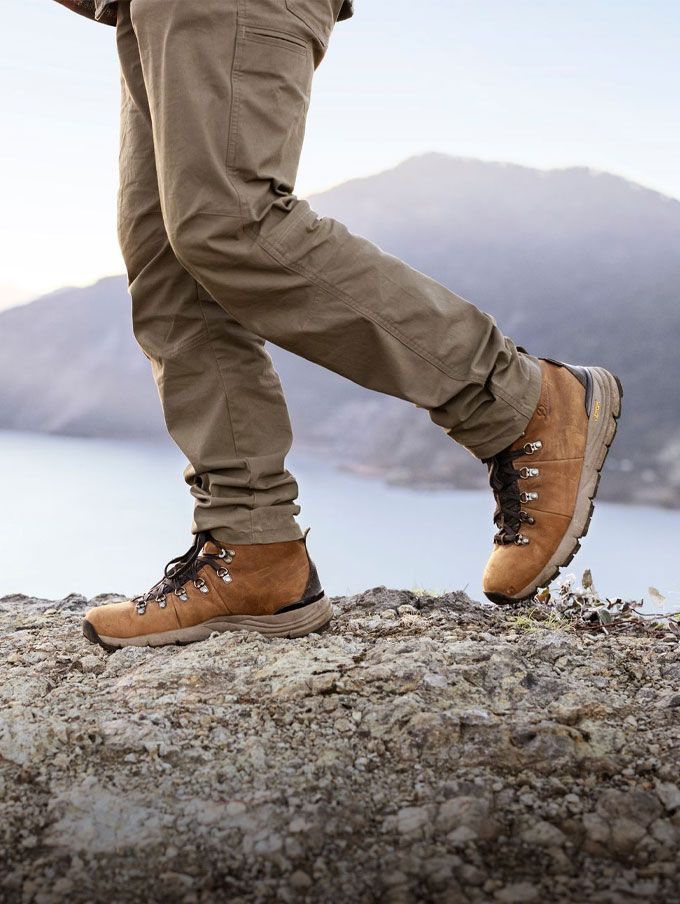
[116,0,542,545]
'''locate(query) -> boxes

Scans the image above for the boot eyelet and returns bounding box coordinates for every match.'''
[219,548,235,561]
[520,467,540,479]
[515,534,530,546]
[193,579,209,594]
[523,440,543,455]
[521,491,539,503]
[217,568,232,584]
[174,588,189,602]
[159,596,167,609]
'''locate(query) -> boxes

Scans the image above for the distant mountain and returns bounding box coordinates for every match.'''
[0,283,34,312]
[1,154,679,505]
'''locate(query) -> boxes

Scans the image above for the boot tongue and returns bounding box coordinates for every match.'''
[201,540,222,556]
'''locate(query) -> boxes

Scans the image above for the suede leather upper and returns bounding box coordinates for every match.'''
[85,537,312,639]
[483,361,590,599]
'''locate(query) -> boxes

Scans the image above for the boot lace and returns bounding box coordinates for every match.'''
[133,532,235,615]
[485,441,542,546]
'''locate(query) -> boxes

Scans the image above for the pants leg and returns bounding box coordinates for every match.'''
[125,0,542,463]
[117,6,304,545]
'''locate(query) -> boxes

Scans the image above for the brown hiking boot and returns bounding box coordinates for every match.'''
[482,359,622,604]
[82,532,331,650]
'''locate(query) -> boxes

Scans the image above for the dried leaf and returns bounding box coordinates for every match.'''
[649,587,666,606]
[531,569,680,638]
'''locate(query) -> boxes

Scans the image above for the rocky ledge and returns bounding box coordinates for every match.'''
[1,588,680,904]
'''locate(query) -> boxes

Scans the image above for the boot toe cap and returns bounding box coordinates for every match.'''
[482,531,560,603]
[83,600,139,643]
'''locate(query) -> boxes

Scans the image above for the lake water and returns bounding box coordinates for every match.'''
[0,431,678,611]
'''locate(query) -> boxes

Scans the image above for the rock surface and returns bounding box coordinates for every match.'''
[1,588,679,903]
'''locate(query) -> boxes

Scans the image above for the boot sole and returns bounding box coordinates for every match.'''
[82,595,333,652]
[486,367,623,605]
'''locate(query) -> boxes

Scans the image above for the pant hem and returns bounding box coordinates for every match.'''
[205,523,305,545]
[464,356,543,460]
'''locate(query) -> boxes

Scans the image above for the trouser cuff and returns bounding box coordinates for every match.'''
[462,354,543,460]
[206,523,305,546]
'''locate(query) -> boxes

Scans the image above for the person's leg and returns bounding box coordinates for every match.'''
[128,0,543,463]
[85,4,333,649]
[116,4,303,546]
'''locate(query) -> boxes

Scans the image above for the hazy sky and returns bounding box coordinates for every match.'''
[1,0,678,300]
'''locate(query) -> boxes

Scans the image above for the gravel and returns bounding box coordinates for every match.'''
[1,586,679,903]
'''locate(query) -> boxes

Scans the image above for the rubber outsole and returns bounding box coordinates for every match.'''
[82,595,333,652]
[486,369,623,606]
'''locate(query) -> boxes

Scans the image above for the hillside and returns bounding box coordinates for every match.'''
[1,588,680,902]
[0,154,679,504]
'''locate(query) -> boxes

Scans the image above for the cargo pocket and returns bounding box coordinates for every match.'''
[228,25,314,198]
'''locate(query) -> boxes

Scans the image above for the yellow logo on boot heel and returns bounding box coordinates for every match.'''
[593,400,601,421]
